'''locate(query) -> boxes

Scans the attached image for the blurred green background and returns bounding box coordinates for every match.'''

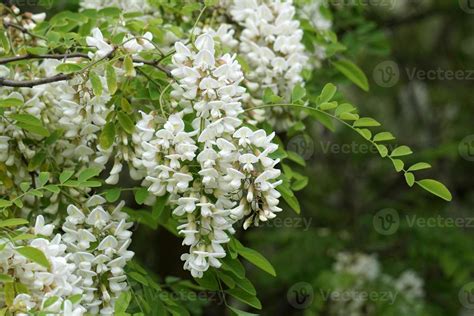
[10,0,474,314]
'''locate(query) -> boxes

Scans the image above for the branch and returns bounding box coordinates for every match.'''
[3,21,45,40]
[0,53,172,87]
[0,73,73,88]
[0,53,90,65]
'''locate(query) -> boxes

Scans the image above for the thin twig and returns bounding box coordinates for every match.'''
[3,21,46,40]
[0,53,172,87]
[0,53,90,65]
[0,73,73,87]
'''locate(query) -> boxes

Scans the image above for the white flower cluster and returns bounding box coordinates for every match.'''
[394,270,424,300]
[227,0,309,131]
[80,0,152,12]
[0,216,84,315]
[329,252,425,316]
[133,32,282,277]
[333,252,381,282]
[0,26,156,204]
[62,195,134,315]
[0,197,134,315]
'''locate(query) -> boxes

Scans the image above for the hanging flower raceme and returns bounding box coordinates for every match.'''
[134,31,282,277]
[0,216,85,315]
[226,0,310,131]
[62,195,134,315]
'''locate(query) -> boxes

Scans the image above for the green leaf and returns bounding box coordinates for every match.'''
[237,247,276,277]
[128,271,148,286]
[120,98,133,114]
[216,271,236,289]
[56,63,82,74]
[374,132,395,142]
[353,117,381,127]
[0,274,13,283]
[0,98,23,108]
[59,170,74,184]
[405,172,415,187]
[228,306,259,316]
[319,102,338,110]
[195,271,219,290]
[376,144,388,157]
[4,282,14,306]
[134,188,149,205]
[38,172,50,187]
[10,114,42,126]
[44,185,60,193]
[0,199,13,209]
[115,291,132,313]
[12,114,50,137]
[28,151,46,171]
[307,110,334,131]
[106,64,118,94]
[331,59,369,91]
[235,277,257,296]
[277,184,301,214]
[124,55,135,77]
[0,31,11,54]
[408,162,432,171]
[226,287,262,310]
[286,151,306,167]
[16,246,50,269]
[117,112,135,134]
[356,128,372,140]
[99,122,116,150]
[319,83,337,103]
[0,218,28,228]
[390,145,413,157]
[221,257,246,279]
[105,188,121,203]
[43,296,59,308]
[339,112,359,121]
[90,72,103,96]
[392,159,404,172]
[262,88,282,104]
[78,167,101,182]
[291,84,306,103]
[416,179,452,201]
[335,103,356,117]
[17,123,50,137]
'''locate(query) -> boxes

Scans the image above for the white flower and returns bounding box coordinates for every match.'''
[34,215,54,236]
[86,28,114,58]
[123,32,155,53]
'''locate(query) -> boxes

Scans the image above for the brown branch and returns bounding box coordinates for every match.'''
[0,53,90,65]
[0,53,172,87]
[0,73,73,88]
[3,21,45,40]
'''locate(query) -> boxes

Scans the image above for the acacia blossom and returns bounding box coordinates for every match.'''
[134,32,282,277]
[227,0,309,131]
[62,196,134,315]
[0,216,85,315]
